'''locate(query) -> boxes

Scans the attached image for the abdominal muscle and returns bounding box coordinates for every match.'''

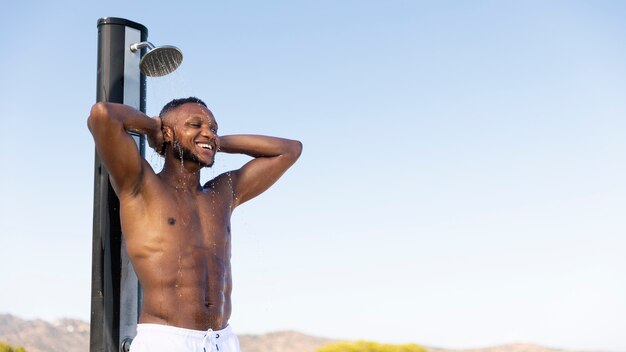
[131,240,233,331]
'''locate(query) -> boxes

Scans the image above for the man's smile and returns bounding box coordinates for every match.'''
[196,142,214,150]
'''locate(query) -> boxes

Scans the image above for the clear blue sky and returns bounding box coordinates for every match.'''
[1,0,625,350]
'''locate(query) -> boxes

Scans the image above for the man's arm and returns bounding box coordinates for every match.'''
[87,102,163,195]
[218,135,302,208]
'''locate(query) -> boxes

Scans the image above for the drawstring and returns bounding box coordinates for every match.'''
[202,328,219,352]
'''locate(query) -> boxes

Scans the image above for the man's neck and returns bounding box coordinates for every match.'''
[159,158,203,193]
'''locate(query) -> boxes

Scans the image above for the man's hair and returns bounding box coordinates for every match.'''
[159,97,208,117]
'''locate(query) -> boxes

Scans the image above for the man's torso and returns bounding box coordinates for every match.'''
[120,167,235,330]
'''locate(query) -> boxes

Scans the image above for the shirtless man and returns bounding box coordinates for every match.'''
[87,97,302,352]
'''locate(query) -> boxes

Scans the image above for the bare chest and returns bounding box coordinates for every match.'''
[121,187,233,258]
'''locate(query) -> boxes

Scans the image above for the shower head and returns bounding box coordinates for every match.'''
[130,41,183,77]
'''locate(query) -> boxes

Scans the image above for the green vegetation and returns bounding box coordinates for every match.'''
[0,342,26,352]
[317,340,427,352]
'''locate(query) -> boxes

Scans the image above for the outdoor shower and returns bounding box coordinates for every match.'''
[90,17,182,352]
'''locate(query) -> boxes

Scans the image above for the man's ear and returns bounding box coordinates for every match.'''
[162,125,174,143]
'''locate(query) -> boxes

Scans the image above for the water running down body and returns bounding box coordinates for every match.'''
[87,98,302,351]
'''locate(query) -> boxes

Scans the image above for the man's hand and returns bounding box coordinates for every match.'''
[147,116,166,155]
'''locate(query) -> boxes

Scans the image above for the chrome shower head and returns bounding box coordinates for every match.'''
[130,41,183,77]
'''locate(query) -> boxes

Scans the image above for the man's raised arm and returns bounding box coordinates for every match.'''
[87,102,163,195]
[218,135,302,207]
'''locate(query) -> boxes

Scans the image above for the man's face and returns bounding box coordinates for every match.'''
[163,103,219,168]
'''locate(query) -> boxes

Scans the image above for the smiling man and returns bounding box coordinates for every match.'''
[87,97,302,352]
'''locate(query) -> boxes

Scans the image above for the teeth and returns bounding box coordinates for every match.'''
[197,143,213,150]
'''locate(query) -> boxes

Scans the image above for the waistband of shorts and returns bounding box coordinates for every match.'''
[136,323,233,339]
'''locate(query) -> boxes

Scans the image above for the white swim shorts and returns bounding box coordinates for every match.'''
[129,323,240,352]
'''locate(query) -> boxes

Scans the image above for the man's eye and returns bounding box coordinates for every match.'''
[189,123,201,127]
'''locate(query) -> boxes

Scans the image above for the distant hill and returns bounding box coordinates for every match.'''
[0,314,334,352]
[0,313,606,352]
[239,330,335,352]
[429,344,571,352]
[0,314,89,352]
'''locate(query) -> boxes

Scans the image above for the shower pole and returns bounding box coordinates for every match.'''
[91,17,147,352]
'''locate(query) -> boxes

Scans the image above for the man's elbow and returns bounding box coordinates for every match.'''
[87,102,111,132]
[287,140,303,161]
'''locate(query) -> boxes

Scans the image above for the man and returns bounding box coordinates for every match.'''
[88,97,302,352]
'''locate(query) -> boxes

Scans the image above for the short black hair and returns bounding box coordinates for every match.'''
[159,97,208,117]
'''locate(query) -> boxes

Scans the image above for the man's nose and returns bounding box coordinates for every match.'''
[201,127,216,138]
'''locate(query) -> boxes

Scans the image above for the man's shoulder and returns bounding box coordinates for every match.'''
[203,171,236,190]
[202,172,237,207]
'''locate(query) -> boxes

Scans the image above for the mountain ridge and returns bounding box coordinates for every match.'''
[0,314,611,352]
